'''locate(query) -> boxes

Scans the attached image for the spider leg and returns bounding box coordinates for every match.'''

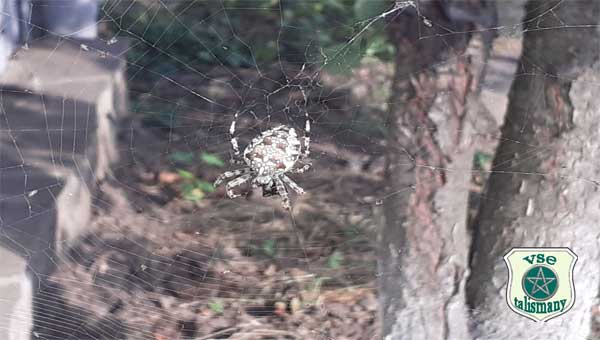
[290,161,312,174]
[225,173,253,199]
[302,116,310,159]
[230,158,245,166]
[299,88,311,159]
[230,110,242,157]
[268,125,287,132]
[281,175,305,195]
[214,168,251,186]
[274,177,291,210]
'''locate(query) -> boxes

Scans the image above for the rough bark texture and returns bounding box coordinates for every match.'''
[467,1,600,339]
[379,1,495,339]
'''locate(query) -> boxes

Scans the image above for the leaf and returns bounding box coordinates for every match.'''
[364,34,395,61]
[179,172,209,202]
[183,187,205,202]
[195,180,216,193]
[354,0,389,21]
[262,239,276,257]
[327,250,343,269]
[200,152,225,167]
[208,299,224,314]
[177,169,195,180]
[168,151,195,164]
[158,171,179,184]
[474,151,493,170]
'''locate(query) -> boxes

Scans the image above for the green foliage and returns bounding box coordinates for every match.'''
[170,153,223,202]
[200,152,225,168]
[322,41,367,75]
[131,98,176,128]
[280,0,395,71]
[107,0,258,80]
[474,151,494,170]
[105,0,395,78]
[365,34,395,60]
[354,0,389,21]
[181,185,205,202]
[177,169,195,180]
[327,250,344,269]
[208,299,224,314]
[262,239,277,257]
[195,180,217,193]
[177,169,215,202]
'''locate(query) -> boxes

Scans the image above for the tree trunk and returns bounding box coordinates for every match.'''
[379,1,495,339]
[467,1,600,339]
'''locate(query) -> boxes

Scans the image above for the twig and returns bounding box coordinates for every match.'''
[195,327,239,340]
[229,328,299,340]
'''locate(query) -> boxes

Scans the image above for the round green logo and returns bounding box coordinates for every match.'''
[522,265,558,301]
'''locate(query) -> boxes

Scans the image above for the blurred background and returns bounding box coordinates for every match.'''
[2,1,599,340]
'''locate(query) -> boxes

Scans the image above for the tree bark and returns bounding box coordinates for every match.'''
[379,1,495,339]
[467,1,600,339]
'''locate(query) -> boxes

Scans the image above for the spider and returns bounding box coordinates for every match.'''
[214,110,311,210]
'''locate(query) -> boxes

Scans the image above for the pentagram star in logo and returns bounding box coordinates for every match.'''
[522,265,558,300]
[526,267,555,295]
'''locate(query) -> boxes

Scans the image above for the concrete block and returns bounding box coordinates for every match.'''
[0,247,32,340]
[0,36,128,339]
[31,0,100,40]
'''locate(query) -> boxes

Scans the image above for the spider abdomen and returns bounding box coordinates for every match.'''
[243,126,301,179]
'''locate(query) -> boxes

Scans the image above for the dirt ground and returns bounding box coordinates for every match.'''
[36,61,392,340]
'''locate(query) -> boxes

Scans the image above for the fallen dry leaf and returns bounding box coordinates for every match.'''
[158,171,180,184]
[274,301,287,316]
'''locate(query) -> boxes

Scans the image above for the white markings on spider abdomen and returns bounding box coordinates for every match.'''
[243,127,301,177]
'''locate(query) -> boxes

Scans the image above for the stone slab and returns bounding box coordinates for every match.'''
[0,246,33,340]
[0,37,128,339]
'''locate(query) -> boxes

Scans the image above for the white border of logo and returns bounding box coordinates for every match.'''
[503,247,577,322]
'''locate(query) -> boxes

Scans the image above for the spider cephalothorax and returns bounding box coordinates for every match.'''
[214,111,311,209]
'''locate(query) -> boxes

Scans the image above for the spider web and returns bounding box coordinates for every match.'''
[1,0,598,339]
